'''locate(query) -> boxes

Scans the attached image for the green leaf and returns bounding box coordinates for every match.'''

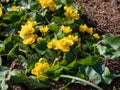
[0,42,5,53]
[25,76,48,89]
[49,23,58,32]
[0,80,8,90]
[40,9,47,17]
[8,43,19,58]
[0,66,10,80]
[44,64,63,81]
[35,41,47,55]
[10,69,48,89]
[78,55,100,66]
[3,11,24,23]
[97,45,107,55]
[28,12,37,20]
[54,0,67,4]
[79,66,101,84]
[19,43,32,54]
[27,54,40,72]
[56,30,64,39]
[102,66,112,84]
[102,34,120,50]
[3,36,12,45]
[0,66,10,90]
[52,16,74,24]
[85,66,101,84]
[60,52,75,66]
[112,51,120,59]
[38,77,50,87]
[54,0,72,4]
[0,23,8,27]
[30,1,40,10]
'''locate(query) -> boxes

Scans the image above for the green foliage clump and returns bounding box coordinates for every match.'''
[0,0,120,90]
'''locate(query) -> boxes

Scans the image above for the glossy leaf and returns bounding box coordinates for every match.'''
[78,55,100,66]
[102,66,112,84]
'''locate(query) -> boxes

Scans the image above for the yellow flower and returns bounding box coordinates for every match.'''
[79,24,88,33]
[64,6,79,20]
[67,35,78,42]
[49,4,57,11]
[59,38,73,52]
[37,37,44,42]
[12,6,19,11]
[38,0,56,11]
[0,7,3,17]
[93,33,100,39]
[47,41,54,49]
[39,25,49,33]
[18,19,37,37]
[47,35,78,52]
[23,34,37,45]
[86,27,93,35]
[19,24,35,37]
[31,58,49,77]
[60,25,72,33]
[26,18,37,27]
[79,24,94,35]
[47,39,58,49]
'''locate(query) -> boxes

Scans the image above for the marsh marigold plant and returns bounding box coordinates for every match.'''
[1,1,114,90]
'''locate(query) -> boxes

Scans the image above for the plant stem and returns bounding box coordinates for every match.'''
[60,75,103,90]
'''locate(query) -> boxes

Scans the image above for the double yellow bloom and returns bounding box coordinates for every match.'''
[38,0,56,11]
[31,58,49,77]
[79,24,100,39]
[39,25,49,33]
[64,6,79,20]
[60,25,72,33]
[18,19,37,45]
[79,24,93,35]
[47,35,78,52]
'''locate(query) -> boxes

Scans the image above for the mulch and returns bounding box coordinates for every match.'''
[81,0,120,37]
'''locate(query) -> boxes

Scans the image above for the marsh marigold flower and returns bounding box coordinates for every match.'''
[60,25,72,33]
[23,34,37,45]
[0,7,3,17]
[67,35,78,42]
[26,18,37,27]
[49,4,56,11]
[38,0,56,11]
[59,38,73,52]
[79,24,93,35]
[79,24,88,33]
[39,25,49,33]
[12,6,19,11]
[93,33,100,39]
[47,35,78,52]
[86,27,93,35]
[64,6,79,20]
[18,19,37,37]
[31,58,49,77]
[19,24,35,37]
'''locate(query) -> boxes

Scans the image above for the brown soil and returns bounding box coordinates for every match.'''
[81,0,120,37]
